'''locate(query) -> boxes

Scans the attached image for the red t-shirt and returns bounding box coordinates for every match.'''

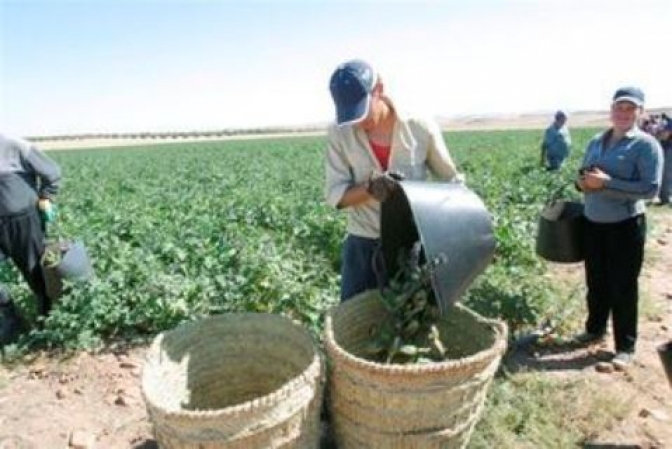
[369,140,391,170]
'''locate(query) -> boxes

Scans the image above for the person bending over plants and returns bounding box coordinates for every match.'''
[0,133,61,345]
[324,59,464,302]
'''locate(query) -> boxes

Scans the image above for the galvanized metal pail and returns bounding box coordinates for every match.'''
[42,240,94,300]
[381,181,495,314]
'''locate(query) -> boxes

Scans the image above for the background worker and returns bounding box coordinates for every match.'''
[541,110,572,171]
[655,120,672,205]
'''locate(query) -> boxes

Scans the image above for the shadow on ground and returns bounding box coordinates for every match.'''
[504,337,614,374]
[582,444,651,449]
[132,441,158,449]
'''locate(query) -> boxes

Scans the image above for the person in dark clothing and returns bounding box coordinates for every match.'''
[0,134,61,345]
[574,87,663,371]
[656,120,672,205]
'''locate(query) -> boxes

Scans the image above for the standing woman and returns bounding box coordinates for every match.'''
[575,87,663,370]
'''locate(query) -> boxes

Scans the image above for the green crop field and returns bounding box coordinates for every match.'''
[8,128,651,447]
[1,128,598,349]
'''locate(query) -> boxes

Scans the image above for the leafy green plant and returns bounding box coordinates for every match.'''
[42,245,62,268]
[363,243,449,364]
[0,129,601,352]
[42,241,73,269]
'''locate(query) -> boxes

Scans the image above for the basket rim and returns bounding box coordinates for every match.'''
[142,312,323,420]
[324,300,508,375]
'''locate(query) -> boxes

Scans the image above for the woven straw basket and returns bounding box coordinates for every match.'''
[324,290,508,449]
[142,313,323,449]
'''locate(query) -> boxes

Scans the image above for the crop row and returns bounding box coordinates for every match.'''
[1,129,597,349]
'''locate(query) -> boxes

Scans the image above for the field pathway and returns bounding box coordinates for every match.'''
[508,207,672,448]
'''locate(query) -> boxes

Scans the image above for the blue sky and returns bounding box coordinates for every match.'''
[1,0,670,136]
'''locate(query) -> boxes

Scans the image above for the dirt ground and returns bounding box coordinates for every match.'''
[507,206,672,448]
[1,210,671,449]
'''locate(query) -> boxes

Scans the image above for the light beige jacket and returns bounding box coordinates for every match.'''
[324,108,462,238]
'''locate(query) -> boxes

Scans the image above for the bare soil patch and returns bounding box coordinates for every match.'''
[0,346,153,448]
[506,207,672,448]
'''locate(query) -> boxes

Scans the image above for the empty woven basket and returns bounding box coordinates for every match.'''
[324,290,507,449]
[142,313,323,449]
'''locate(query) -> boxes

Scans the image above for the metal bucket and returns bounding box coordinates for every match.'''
[657,340,672,388]
[42,240,94,300]
[535,201,585,263]
[381,181,495,314]
[56,240,94,281]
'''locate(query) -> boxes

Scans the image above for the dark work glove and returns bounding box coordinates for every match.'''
[366,171,405,202]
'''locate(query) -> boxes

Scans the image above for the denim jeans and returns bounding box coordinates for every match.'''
[340,234,385,302]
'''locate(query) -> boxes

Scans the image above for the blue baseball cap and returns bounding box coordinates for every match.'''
[555,110,567,120]
[329,59,377,125]
[612,86,645,107]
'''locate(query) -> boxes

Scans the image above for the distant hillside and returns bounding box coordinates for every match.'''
[440,107,670,131]
[34,107,671,150]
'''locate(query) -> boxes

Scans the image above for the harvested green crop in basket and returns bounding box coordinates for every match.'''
[365,242,449,365]
[42,244,64,268]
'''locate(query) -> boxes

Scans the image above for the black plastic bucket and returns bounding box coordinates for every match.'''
[381,181,495,314]
[536,201,585,263]
[657,340,672,388]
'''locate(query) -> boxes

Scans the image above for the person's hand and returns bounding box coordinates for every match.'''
[577,166,609,192]
[582,166,610,191]
[366,171,404,202]
[37,199,57,223]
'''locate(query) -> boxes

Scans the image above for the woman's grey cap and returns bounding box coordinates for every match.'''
[612,86,645,106]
